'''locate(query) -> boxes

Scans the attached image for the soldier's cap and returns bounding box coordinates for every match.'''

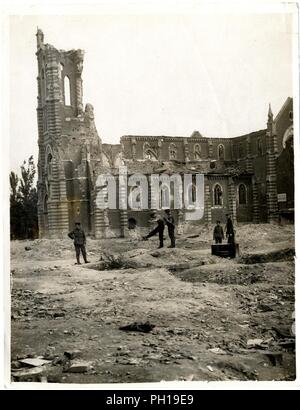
[165,209,171,213]
[75,222,81,225]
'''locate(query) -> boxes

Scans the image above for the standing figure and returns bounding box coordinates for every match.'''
[225,214,235,244]
[164,209,176,248]
[143,218,165,248]
[68,222,90,264]
[213,220,224,244]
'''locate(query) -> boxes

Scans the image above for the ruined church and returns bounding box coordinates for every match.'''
[36,29,294,239]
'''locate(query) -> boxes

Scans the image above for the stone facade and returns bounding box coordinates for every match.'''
[36,30,294,238]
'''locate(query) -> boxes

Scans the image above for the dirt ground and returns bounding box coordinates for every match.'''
[10,223,295,384]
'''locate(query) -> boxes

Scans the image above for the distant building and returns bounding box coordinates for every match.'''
[36,30,294,238]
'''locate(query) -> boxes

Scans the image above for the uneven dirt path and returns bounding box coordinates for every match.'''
[10,225,295,384]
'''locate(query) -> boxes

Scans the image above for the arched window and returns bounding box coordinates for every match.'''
[64,75,71,106]
[218,144,225,160]
[194,144,201,160]
[159,183,170,209]
[59,63,64,78]
[128,186,143,210]
[143,142,158,160]
[169,143,177,160]
[238,184,247,205]
[47,153,52,177]
[214,184,223,206]
[257,139,263,155]
[188,183,197,204]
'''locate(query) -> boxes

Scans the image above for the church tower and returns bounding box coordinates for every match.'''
[36,29,103,238]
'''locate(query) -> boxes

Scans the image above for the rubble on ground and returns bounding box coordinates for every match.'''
[10,223,295,383]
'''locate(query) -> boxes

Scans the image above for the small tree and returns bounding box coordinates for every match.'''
[10,156,38,239]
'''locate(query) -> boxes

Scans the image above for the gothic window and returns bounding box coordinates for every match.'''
[188,183,197,204]
[160,183,170,209]
[64,75,71,106]
[47,153,53,177]
[143,142,158,160]
[214,184,223,206]
[194,144,201,160]
[169,143,177,160]
[257,139,263,155]
[128,186,138,210]
[218,144,225,160]
[289,111,293,121]
[238,184,247,205]
[59,63,64,78]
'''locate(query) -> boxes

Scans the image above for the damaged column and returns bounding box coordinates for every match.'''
[228,177,237,223]
[266,105,279,223]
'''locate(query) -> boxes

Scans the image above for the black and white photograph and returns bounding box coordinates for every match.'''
[2,0,299,389]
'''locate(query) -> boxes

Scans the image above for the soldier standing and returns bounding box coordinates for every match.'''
[164,209,176,248]
[68,222,90,264]
[143,217,165,248]
[225,214,235,244]
[213,220,224,244]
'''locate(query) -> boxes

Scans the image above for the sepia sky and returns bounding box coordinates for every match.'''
[9,12,294,172]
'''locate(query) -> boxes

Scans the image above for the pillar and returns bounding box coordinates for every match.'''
[252,177,260,223]
[75,50,84,116]
[94,186,108,238]
[183,138,189,162]
[228,178,237,223]
[204,182,212,224]
[266,105,279,223]
[208,141,213,158]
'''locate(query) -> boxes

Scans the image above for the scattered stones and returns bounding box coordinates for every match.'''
[25,246,32,251]
[64,350,82,360]
[53,312,65,318]
[11,360,22,369]
[43,346,56,360]
[64,361,93,373]
[119,321,155,333]
[19,357,52,367]
[208,348,227,355]
[12,366,46,381]
[207,365,214,372]
[247,339,264,348]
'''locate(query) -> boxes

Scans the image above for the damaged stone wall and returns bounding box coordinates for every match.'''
[36,30,293,238]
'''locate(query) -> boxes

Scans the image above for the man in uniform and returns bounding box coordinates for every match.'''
[164,209,176,248]
[213,220,224,244]
[143,217,165,248]
[225,214,235,244]
[68,222,90,264]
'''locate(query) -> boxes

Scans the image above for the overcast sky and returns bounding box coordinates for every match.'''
[9,12,294,172]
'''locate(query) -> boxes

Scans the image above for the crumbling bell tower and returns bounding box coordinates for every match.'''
[36,29,103,238]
